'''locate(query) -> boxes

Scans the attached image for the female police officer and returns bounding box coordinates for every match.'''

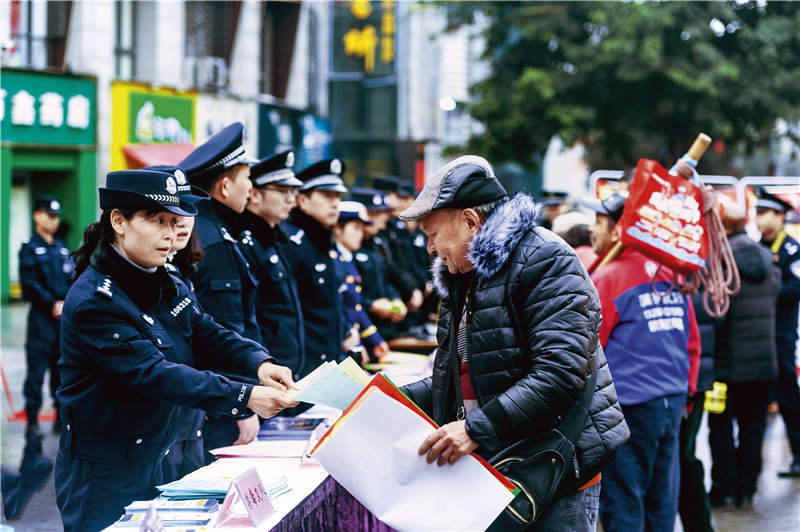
[55,169,297,531]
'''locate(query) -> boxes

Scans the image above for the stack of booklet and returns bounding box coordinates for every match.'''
[109,499,218,528]
[310,374,518,531]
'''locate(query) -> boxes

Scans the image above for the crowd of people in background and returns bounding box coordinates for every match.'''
[7,120,800,531]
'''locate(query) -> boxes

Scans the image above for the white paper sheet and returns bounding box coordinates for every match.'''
[312,389,515,531]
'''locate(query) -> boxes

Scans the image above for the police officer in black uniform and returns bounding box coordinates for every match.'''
[283,158,356,377]
[755,188,800,477]
[351,188,407,339]
[55,169,297,531]
[179,123,266,462]
[19,195,73,436]
[144,165,211,482]
[333,201,390,362]
[373,176,425,316]
[242,150,306,376]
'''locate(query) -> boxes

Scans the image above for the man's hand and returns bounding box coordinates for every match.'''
[342,328,360,352]
[246,386,298,418]
[424,281,434,297]
[373,341,390,361]
[52,300,64,320]
[257,362,296,392]
[370,298,393,320]
[674,159,695,180]
[234,414,260,445]
[389,299,407,322]
[418,420,478,466]
[408,289,424,311]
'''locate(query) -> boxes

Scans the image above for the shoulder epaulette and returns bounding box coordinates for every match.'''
[95,277,113,298]
[289,229,305,246]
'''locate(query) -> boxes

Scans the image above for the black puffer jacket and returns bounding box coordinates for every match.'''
[714,232,781,383]
[402,194,629,478]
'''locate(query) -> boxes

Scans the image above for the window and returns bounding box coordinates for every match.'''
[259,1,301,98]
[8,0,71,69]
[184,0,240,90]
[114,0,136,79]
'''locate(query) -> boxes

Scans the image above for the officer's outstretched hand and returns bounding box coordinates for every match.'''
[257,362,297,392]
[247,386,298,419]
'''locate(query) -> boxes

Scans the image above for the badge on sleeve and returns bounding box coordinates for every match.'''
[791,259,800,280]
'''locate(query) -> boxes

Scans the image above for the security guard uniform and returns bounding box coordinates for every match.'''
[55,170,271,531]
[179,123,263,461]
[757,190,800,474]
[18,196,73,434]
[145,165,210,483]
[334,203,386,354]
[243,150,306,376]
[283,159,349,377]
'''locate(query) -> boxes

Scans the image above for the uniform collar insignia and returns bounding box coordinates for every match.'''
[142,314,154,325]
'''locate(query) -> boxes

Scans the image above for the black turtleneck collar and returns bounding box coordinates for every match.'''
[243,210,289,248]
[289,207,334,252]
[91,242,178,309]
[196,198,247,236]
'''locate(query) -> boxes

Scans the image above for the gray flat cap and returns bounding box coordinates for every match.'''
[398,155,507,221]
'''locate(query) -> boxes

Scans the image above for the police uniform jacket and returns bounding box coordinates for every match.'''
[762,231,800,367]
[335,246,385,350]
[355,238,400,313]
[19,233,74,316]
[165,260,205,444]
[283,208,346,374]
[242,211,306,376]
[57,243,270,466]
[192,198,261,343]
[378,219,421,300]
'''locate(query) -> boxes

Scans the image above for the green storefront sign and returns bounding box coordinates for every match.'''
[1,69,97,302]
[128,92,193,144]
[1,69,96,146]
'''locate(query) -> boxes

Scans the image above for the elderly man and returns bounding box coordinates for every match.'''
[400,156,629,531]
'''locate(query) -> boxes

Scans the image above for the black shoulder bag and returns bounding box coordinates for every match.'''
[484,354,598,530]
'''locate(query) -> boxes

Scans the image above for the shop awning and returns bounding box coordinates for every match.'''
[122,143,196,168]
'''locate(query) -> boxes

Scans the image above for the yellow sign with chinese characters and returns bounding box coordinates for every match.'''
[338,0,395,76]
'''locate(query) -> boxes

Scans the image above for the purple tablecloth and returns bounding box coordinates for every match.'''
[271,476,395,532]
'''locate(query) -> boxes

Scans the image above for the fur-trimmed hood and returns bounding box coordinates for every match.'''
[432,192,542,297]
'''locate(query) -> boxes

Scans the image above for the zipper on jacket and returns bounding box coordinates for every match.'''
[464,282,481,409]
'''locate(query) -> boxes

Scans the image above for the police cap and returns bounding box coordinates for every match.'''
[350,187,392,212]
[755,187,794,213]
[33,195,62,216]
[179,122,258,188]
[99,170,198,216]
[143,165,210,204]
[296,158,348,193]
[338,201,372,224]
[250,150,303,188]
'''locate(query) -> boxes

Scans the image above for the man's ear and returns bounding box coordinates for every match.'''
[462,208,481,233]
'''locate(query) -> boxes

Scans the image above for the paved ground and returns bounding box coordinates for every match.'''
[1,301,799,531]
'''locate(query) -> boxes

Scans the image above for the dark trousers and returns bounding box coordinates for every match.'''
[55,451,163,531]
[600,394,685,532]
[23,310,60,411]
[679,392,713,532]
[774,347,800,460]
[202,416,239,465]
[161,438,204,484]
[708,381,770,499]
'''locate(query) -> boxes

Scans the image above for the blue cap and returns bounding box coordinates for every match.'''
[338,201,372,224]
[143,165,210,204]
[250,150,303,187]
[296,158,348,193]
[373,175,401,193]
[33,195,61,215]
[350,187,392,212]
[99,170,198,216]
[179,122,258,186]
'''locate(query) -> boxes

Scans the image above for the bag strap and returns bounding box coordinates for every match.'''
[556,352,598,444]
